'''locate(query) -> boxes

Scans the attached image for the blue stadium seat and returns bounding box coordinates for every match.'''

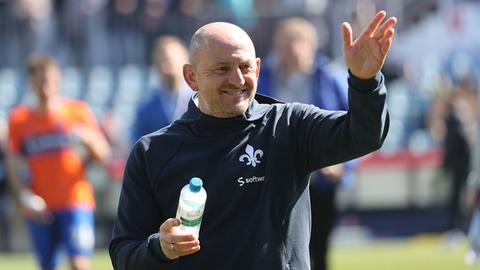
[62,66,83,99]
[0,68,19,110]
[112,65,145,106]
[85,65,113,107]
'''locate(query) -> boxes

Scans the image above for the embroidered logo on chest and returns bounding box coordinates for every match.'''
[239,144,263,167]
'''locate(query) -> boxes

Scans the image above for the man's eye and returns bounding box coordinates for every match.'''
[240,65,252,71]
[217,66,229,72]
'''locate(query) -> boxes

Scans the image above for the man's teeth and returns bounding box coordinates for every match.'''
[226,90,245,96]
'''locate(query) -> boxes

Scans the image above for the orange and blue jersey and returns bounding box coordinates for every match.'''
[7,98,99,211]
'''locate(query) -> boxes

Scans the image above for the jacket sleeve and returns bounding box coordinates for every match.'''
[109,140,178,270]
[296,71,389,172]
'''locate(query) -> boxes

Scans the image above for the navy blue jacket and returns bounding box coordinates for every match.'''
[109,72,389,270]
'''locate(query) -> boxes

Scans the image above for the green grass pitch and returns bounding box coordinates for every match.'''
[0,235,472,270]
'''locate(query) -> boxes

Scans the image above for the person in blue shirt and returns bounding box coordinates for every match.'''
[132,36,192,143]
[257,17,355,270]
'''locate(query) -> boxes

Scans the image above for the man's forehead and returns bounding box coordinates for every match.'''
[211,48,255,60]
[190,23,256,65]
[196,45,256,67]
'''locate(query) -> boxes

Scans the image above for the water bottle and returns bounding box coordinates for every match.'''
[175,177,207,239]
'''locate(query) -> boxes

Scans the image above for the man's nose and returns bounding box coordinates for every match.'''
[228,67,245,87]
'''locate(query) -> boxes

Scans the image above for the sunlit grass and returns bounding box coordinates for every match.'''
[0,250,112,270]
[331,234,471,270]
[0,235,472,270]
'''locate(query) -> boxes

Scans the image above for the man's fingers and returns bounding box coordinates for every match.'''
[160,238,200,259]
[161,233,195,244]
[173,240,200,252]
[373,17,397,40]
[166,240,201,257]
[158,218,200,259]
[175,245,201,257]
[362,10,386,37]
[379,28,395,55]
[342,22,353,49]
[381,36,393,56]
[159,218,180,233]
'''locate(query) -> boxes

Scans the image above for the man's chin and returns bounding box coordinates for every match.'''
[230,104,250,116]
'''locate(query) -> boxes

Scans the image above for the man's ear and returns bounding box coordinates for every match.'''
[255,57,261,79]
[183,64,198,92]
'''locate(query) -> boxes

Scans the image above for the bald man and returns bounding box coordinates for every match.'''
[110,11,396,270]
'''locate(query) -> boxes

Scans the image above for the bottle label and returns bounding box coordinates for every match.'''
[180,216,203,227]
[184,199,201,208]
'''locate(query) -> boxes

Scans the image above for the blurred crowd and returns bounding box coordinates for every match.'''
[0,0,479,263]
[0,0,341,68]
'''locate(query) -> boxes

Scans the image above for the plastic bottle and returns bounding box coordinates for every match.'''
[175,177,207,239]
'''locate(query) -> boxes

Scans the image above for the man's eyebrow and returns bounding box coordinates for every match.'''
[207,61,231,68]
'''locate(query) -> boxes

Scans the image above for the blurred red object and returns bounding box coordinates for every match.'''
[359,148,444,169]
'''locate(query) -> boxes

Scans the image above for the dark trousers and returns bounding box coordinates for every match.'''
[309,186,337,270]
[447,167,469,231]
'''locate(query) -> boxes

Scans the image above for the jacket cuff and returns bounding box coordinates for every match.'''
[347,70,384,93]
[146,233,176,263]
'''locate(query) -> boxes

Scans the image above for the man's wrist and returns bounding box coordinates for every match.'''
[347,70,383,93]
[146,233,176,262]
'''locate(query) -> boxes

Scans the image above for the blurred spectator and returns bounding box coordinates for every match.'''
[257,17,353,270]
[11,0,56,67]
[0,116,11,252]
[429,74,478,245]
[254,0,327,17]
[140,0,169,32]
[215,0,256,29]
[0,2,18,67]
[5,55,110,270]
[56,0,109,67]
[173,0,215,40]
[131,35,191,143]
[465,84,480,265]
[139,0,170,65]
[107,0,145,66]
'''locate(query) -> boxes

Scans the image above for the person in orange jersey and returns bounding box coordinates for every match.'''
[5,55,110,270]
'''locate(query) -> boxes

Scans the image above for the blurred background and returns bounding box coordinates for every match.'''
[0,0,479,269]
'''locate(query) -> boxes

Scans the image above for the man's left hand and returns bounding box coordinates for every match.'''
[342,10,397,79]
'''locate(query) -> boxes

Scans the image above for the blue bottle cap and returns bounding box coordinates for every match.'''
[189,177,203,192]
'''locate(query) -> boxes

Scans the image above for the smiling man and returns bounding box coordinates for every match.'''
[183,22,261,118]
[110,11,396,270]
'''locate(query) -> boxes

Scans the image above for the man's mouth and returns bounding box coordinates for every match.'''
[223,89,246,96]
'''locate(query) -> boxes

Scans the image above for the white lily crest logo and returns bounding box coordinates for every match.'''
[239,144,264,167]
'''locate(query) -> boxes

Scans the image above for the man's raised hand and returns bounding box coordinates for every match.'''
[342,10,397,79]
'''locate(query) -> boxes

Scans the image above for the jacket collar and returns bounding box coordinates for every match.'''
[175,93,280,137]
